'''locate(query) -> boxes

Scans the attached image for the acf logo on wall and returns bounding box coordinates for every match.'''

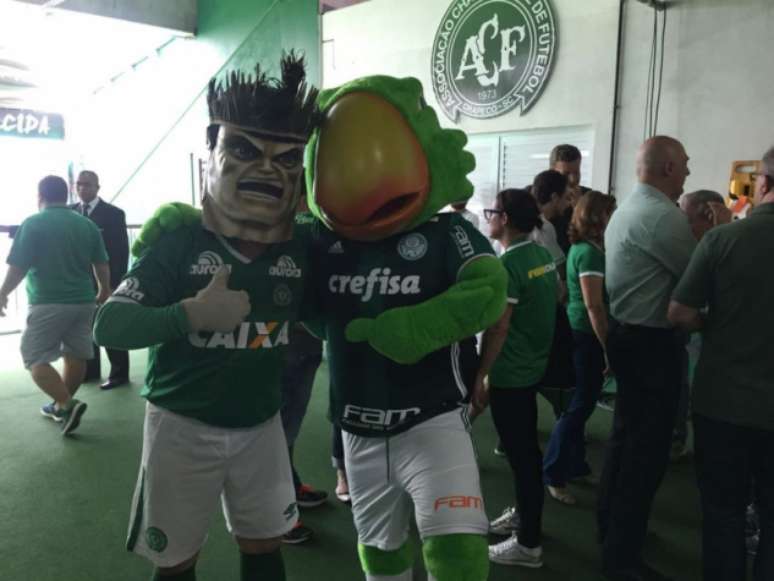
[431,0,557,121]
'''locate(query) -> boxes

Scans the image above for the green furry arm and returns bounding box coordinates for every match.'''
[345,255,507,365]
[94,301,191,349]
[131,202,202,257]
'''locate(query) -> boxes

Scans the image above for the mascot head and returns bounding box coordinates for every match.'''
[203,53,320,243]
[305,76,476,242]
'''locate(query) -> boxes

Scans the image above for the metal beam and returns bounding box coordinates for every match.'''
[11,0,197,34]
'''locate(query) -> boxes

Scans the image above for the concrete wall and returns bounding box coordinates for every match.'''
[323,0,774,199]
[614,0,774,200]
[69,0,320,223]
[322,0,620,193]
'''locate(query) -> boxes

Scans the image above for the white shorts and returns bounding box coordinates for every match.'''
[127,403,297,567]
[344,408,488,551]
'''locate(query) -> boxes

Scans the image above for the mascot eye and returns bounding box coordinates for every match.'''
[226,136,261,161]
[274,148,303,169]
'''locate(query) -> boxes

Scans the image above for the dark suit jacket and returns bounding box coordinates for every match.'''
[70,199,129,289]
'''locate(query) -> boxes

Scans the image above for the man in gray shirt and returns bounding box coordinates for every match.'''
[598,136,695,581]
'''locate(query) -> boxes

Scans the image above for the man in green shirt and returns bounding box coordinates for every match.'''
[0,175,110,436]
[669,147,774,581]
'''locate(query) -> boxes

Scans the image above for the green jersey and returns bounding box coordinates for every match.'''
[490,239,557,388]
[566,241,607,334]
[309,213,495,437]
[7,206,108,304]
[110,222,307,428]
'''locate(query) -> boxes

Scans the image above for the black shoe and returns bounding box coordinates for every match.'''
[296,484,328,508]
[282,522,313,544]
[83,375,101,383]
[61,400,87,436]
[101,378,129,390]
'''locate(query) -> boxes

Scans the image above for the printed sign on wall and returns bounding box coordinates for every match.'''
[0,107,65,140]
[431,0,557,122]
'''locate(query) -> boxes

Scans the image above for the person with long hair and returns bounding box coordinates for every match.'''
[474,188,559,569]
[543,192,616,505]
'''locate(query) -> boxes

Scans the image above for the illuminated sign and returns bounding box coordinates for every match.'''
[0,107,65,140]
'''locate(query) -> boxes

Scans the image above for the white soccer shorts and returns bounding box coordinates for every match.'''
[127,403,297,567]
[344,408,488,551]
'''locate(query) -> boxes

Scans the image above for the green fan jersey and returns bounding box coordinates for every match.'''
[566,241,607,334]
[309,213,495,437]
[490,239,558,388]
[109,222,308,428]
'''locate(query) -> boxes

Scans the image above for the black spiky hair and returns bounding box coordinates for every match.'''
[207,51,320,146]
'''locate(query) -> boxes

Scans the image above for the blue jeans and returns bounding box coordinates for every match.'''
[543,330,605,487]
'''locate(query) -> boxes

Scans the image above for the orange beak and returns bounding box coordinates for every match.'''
[314,91,430,241]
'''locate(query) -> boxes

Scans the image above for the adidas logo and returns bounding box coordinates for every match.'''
[269,255,302,278]
[328,241,344,254]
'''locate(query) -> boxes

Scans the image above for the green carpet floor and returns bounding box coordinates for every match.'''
[0,334,703,580]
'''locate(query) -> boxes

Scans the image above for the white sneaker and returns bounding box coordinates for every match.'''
[488,534,543,568]
[488,506,520,536]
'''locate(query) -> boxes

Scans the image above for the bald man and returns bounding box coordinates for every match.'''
[598,137,695,581]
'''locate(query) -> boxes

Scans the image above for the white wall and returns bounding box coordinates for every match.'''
[324,0,774,200]
[322,0,621,192]
[614,0,774,200]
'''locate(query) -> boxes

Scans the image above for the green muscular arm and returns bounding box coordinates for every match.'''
[131,202,202,258]
[94,301,191,350]
[346,255,507,365]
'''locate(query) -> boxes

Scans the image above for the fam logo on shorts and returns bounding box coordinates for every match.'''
[145,526,168,552]
[434,495,483,512]
[397,233,428,261]
[190,251,228,276]
[431,0,558,121]
[269,255,302,278]
[114,277,144,302]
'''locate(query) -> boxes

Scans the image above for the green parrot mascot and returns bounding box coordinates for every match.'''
[129,72,507,581]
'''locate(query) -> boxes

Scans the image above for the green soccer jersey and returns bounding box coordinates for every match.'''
[309,212,495,437]
[8,206,108,304]
[109,222,307,428]
[566,241,607,334]
[490,239,558,388]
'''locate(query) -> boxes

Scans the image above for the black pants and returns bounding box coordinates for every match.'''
[694,414,774,581]
[597,322,682,571]
[490,385,544,548]
[85,344,129,381]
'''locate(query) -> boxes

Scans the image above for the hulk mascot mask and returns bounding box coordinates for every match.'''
[202,58,318,243]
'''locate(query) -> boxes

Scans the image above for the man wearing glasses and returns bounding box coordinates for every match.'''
[669,146,774,581]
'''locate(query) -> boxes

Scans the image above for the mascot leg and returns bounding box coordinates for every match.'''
[423,534,488,581]
[359,542,414,581]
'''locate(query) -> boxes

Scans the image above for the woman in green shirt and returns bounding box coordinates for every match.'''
[474,188,558,569]
[543,192,616,504]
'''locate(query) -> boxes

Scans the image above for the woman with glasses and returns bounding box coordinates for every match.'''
[542,191,616,505]
[473,189,559,569]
